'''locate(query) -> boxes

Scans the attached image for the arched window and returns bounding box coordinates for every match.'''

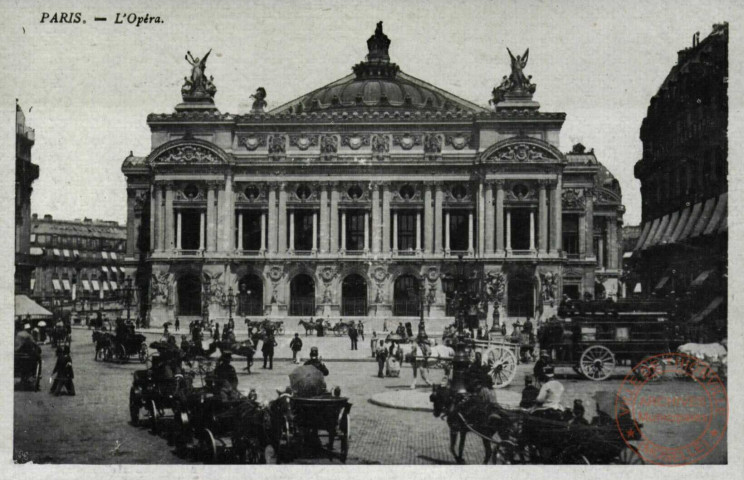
[177,273,201,316]
[238,274,263,316]
[289,274,315,316]
[341,274,367,316]
[393,274,420,317]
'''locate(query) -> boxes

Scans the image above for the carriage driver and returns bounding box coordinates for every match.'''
[213,351,240,401]
[304,347,329,376]
[533,365,564,412]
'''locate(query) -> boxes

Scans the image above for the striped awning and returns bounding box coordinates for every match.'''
[101,265,110,274]
[82,280,91,291]
[691,197,716,238]
[62,279,71,291]
[30,247,44,256]
[110,252,118,261]
[654,276,670,291]
[102,251,109,260]
[53,248,61,257]
[91,280,100,291]
[641,218,661,250]
[670,206,691,243]
[73,249,80,257]
[52,279,62,291]
[110,281,118,291]
[119,267,127,275]
[30,279,35,291]
[648,214,670,247]
[689,296,724,324]
[633,222,652,251]
[691,269,715,288]
[704,193,727,236]
[63,249,71,258]
[678,202,702,241]
[102,281,110,291]
[659,211,680,245]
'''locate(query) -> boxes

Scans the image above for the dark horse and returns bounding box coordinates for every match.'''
[430,385,507,464]
[297,319,317,336]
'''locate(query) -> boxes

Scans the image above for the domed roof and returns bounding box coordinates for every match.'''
[271,22,484,115]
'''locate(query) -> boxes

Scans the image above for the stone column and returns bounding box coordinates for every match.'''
[364,211,369,251]
[371,183,381,253]
[236,212,243,251]
[550,176,562,253]
[381,184,391,253]
[199,212,205,250]
[319,184,329,253]
[529,209,535,251]
[278,184,287,253]
[392,212,398,252]
[505,209,512,252]
[445,211,450,252]
[312,211,318,252]
[485,182,494,253]
[149,185,157,252]
[538,180,548,253]
[468,211,474,254]
[579,214,587,257]
[598,235,605,268]
[608,217,618,269]
[477,182,485,256]
[416,211,421,251]
[267,186,277,253]
[164,185,174,251]
[424,183,434,253]
[340,211,347,251]
[260,212,266,252]
[206,184,216,251]
[495,181,505,253]
[289,211,295,252]
[176,211,182,250]
[434,183,444,253]
[222,175,235,252]
[585,189,594,258]
[126,189,136,256]
[330,184,339,253]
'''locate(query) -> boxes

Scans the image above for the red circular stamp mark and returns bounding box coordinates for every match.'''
[616,352,728,466]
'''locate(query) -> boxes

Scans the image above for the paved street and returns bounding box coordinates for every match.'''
[14,329,726,464]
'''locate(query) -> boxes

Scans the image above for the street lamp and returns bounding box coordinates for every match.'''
[450,254,474,394]
[223,286,237,330]
[123,276,134,323]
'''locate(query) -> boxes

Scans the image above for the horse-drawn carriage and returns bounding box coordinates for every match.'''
[245,318,285,336]
[270,394,352,463]
[94,329,148,363]
[14,350,42,391]
[540,299,680,381]
[129,361,194,434]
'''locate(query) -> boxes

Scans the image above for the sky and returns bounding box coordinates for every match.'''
[1,0,738,226]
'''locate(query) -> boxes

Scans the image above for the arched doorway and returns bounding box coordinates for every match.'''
[177,273,201,316]
[507,273,534,318]
[238,274,263,316]
[341,274,367,316]
[393,274,420,316]
[289,274,315,316]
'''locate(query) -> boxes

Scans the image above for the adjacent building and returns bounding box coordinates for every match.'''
[29,214,127,313]
[632,23,727,340]
[15,100,38,295]
[122,23,625,330]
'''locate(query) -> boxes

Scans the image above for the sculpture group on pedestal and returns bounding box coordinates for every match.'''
[182,49,217,100]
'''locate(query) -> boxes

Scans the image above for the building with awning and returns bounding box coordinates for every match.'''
[631,22,727,341]
[14,295,52,319]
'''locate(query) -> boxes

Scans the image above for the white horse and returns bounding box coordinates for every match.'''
[402,342,455,389]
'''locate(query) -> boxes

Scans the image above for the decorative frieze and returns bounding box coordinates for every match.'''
[289,134,319,151]
[238,134,267,151]
[445,133,472,150]
[392,133,422,150]
[341,134,370,150]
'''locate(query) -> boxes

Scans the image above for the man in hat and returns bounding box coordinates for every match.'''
[262,332,277,369]
[534,365,564,411]
[51,345,75,395]
[304,347,329,376]
[533,349,553,385]
[520,375,540,409]
[289,333,303,364]
[375,339,388,378]
[15,322,37,356]
[213,351,239,401]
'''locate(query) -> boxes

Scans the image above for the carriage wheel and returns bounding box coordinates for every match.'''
[149,400,160,434]
[34,358,42,391]
[138,343,149,363]
[264,445,278,464]
[129,388,140,426]
[484,346,518,388]
[492,440,527,464]
[174,411,191,458]
[105,346,115,362]
[556,445,590,464]
[198,428,218,463]
[239,437,265,464]
[95,347,104,362]
[633,357,666,382]
[579,345,616,381]
[339,411,350,463]
[615,446,644,464]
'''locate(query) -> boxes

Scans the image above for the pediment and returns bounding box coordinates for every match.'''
[148,139,230,165]
[480,137,565,164]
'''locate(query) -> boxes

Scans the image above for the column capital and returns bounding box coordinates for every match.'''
[537,179,551,187]
[493,179,506,187]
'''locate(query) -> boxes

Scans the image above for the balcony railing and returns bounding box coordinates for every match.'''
[289,298,315,316]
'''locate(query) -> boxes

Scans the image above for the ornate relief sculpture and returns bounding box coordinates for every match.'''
[182,49,216,100]
[371,134,390,155]
[250,87,267,112]
[540,271,559,302]
[490,48,536,105]
[153,145,222,164]
[151,273,173,305]
[239,134,266,151]
[424,134,442,154]
[268,135,286,155]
